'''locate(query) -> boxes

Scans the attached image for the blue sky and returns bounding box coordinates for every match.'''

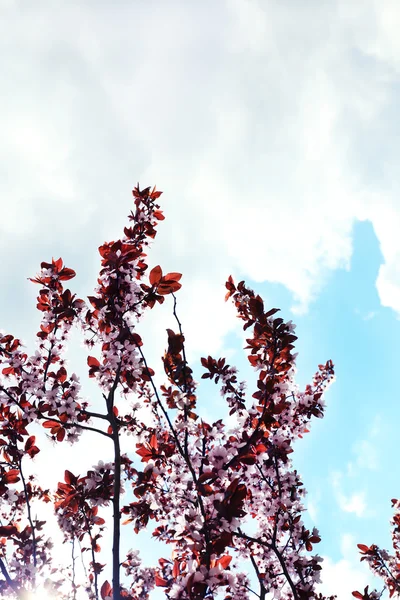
[1,1,400,597]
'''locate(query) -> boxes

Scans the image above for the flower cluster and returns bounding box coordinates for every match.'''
[0,255,89,445]
[84,186,181,401]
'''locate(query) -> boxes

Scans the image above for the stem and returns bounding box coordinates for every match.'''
[375,550,400,593]
[0,557,15,590]
[18,458,37,569]
[105,362,122,600]
[78,538,89,581]
[111,423,121,600]
[42,324,59,384]
[71,538,77,600]
[171,293,190,455]
[271,542,300,600]
[46,418,112,440]
[249,553,266,600]
[135,344,185,457]
[82,512,99,600]
[244,583,262,598]
[82,410,110,421]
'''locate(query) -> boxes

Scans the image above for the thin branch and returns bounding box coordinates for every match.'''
[135,344,185,458]
[42,324,59,384]
[136,337,213,569]
[0,557,15,589]
[233,530,300,600]
[242,526,267,600]
[71,538,77,600]
[271,541,300,600]
[78,538,89,581]
[46,418,113,440]
[82,511,99,600]
[81,410,110,421]
[18,457,37,569]
[244,583,262,598]
[0,386,112,439]
[106,361,122,600]
[171,293,190,456]
[221,333,281,474]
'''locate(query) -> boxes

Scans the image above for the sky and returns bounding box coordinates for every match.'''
[1,0,400,598]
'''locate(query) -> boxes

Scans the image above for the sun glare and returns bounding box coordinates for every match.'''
[26,589,56,600]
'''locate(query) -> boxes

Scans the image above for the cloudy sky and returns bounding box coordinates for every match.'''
[1,0,400,597]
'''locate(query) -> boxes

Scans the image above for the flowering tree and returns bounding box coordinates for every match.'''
[0,185,398,600]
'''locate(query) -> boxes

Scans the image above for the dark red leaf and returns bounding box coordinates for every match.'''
[0,525,18,537]
[163,272,182,282]
[4,469,20,484]
[217,555,232,569]
[155,574,168,587]
[100,580,112,599]
[64,470,76,485]
[149,266,163,286]
[87,356,101,368]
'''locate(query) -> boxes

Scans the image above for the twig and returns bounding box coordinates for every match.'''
[71,538,77,600]
[18,458,37,569]
[82,512,99,600]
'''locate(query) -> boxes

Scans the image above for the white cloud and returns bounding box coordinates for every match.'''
[1,1,400,352]
[307,496,319,524]
[332,472,368,517]
[347,415,382,474]
[352,439,378,472]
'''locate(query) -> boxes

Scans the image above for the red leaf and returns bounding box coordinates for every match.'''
[53,258,63,271]
[59,267,76,281]
[2,367,15,376]
[56,428,66,442]
[4,469,20,484]
[64,470,76,485]
[43,420,60,429]
[155,574,168,587]
[198,472,216,484]
[87,356,100,368]
[157,281,182,295]
[0,525,18,537]
[239,453,256,465]
[225,275,236,301]
[149,433,158,450]
[150,187,163,200]
[100,580,112,599]
[163,272,182,282]
[25,436,40,458]
[217,555,232,569]
[149,265,163,286]
[173,559,180,578]
[56,367,67,383]
[136,445,153,463]
[357,544,371,553]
